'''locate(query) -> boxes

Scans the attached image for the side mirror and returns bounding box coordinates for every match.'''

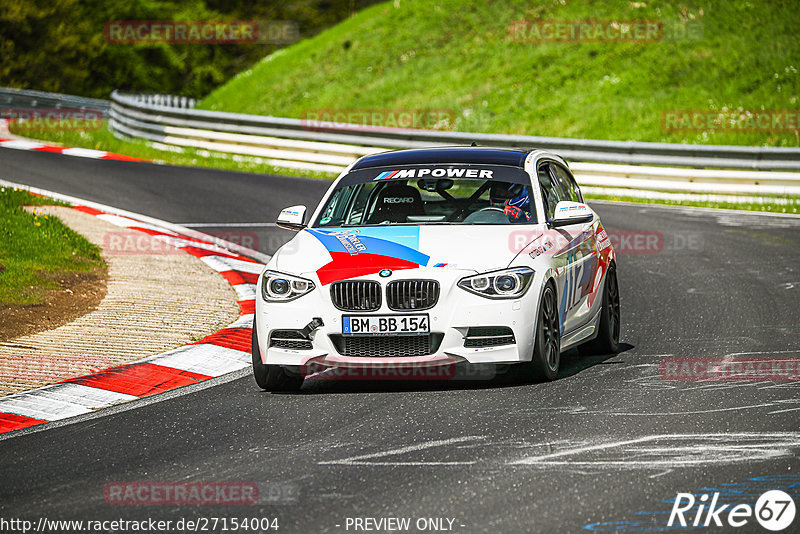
[276,205,307,231]
[548,201,593,228]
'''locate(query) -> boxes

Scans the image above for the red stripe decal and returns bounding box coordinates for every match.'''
[126,226,170,237]
[238,300,255,315]
[220,270,246,286]
[100,153,145,162]
[32,145,66,154]
[0,412,46,433]
[219,270,259,286]
[192,328,252,352]
[169,234,259,256]
[317,251,419,286]
[179,246,246,261]
[66,363,211,397]
[73,205,106,216]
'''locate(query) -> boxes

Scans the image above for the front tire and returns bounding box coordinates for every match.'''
[518,282,561,381]
[580,263,620,356]
[252,319,304,392]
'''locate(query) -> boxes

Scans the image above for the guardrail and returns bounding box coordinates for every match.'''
[28,89,789,195]
[123,93,196,109]
[2,86,796,198]
[0,87,111,115]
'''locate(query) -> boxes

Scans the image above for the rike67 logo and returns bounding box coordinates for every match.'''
[669,490,796,531]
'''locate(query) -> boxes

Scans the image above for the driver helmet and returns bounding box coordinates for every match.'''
[503,186,531,222]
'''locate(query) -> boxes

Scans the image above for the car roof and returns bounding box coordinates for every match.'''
[350,146,531,170]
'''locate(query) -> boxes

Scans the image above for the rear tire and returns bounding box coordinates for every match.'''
[579,263,620,356]
[518,283,561,381]
[252,319,304,392]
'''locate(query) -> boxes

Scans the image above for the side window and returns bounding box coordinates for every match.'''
[537,163,561,220]
[548,165,571,203]
[552,163,583,203]
[317,188,347,225]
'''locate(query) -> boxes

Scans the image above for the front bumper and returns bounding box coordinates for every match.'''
[255,270,541,370]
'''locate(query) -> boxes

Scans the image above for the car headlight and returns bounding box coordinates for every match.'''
[458,267,534,299]
[261,270,316,302]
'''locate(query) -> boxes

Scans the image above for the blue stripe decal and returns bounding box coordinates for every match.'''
[305,227,430,266]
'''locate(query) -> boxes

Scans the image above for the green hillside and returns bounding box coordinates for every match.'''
[0,0,380,99]
[199,0,800,146]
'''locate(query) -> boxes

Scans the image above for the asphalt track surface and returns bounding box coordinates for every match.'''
[1,147,799,533]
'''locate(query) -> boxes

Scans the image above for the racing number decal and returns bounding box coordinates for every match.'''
[559,230,600,316]
[562,250,584,312]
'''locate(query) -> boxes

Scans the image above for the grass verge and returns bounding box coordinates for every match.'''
[0,187,105,305]
[584,193,800,214]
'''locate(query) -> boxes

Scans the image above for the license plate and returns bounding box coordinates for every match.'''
[342,315,429,335]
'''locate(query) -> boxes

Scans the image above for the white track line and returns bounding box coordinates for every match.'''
[0,139,45,150]
[178,222,279,227]
[0,383,138,421]
[226,314,255,329]
[511,433,800,467]
[319,436,485,466]
[61,147,109,159]
[233,284,257,301]
[200,255,265,274]
[145,345,251,377]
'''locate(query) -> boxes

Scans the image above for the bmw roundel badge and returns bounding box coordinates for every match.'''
[379,269,392,278]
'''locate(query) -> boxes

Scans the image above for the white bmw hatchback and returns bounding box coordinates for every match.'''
[253,147,620,390]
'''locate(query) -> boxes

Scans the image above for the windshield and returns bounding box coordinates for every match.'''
[314,173,536,227]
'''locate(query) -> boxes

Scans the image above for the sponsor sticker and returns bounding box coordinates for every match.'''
[374,168,494,181]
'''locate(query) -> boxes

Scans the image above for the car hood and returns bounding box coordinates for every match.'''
[273,225,548,285]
